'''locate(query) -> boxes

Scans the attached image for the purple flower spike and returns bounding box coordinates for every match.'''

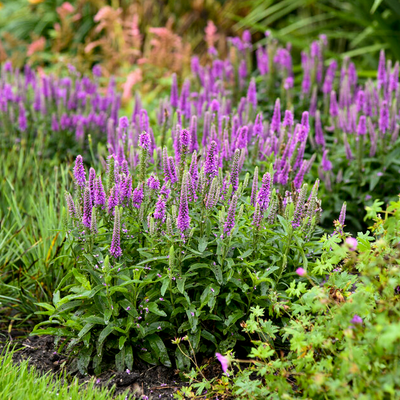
[377,50,386,90]
[94,176,106,207]
[224,194,238,236]
[180,128,190,153]
[74,155,86,188]
[189,115,199,152]
[270,98,281,133]
[18,103,27,131]
[177,173,190,234]
[110,207,122,258]
[357,115,367,136]
[257,173,271,212]
[154,196,166,221]
[132,185,144,209]
[204,141,218,179]
[321,150,332,171]
[338,202,346,226]
[170,73,179,108]
[119,116,129,129]
[82,187,92,228]
[139,131,151,151]
[283,110,293,129]
[215,353,229,375]
[247,78,257,109]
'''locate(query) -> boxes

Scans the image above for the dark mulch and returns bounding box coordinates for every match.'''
[0,330,222,399]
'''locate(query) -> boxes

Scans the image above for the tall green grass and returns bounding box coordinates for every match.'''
[0,346,134,400]
[0,141,73,326]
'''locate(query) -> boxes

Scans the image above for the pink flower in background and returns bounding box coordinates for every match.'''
[122,69,142,102]
[345,237,358,251]
[216,353,229,374]
[296,267,306,277]
[27,37,46,56]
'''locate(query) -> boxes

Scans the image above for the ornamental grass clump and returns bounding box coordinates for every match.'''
[32,150,323,374]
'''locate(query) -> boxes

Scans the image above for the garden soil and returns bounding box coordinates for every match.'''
[0,330,225,399]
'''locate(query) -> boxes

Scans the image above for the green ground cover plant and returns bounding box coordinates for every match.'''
[0,346,134,400]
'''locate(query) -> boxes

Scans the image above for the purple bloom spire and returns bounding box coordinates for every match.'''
[292,184,308,228]
[321,150,332,171]
[257,172,271,212]
[51,114,59,131]
[147,175,160,191]
[250,167,258,207]
[110,206,122,258]
[229,149,241,193]
[224,194,238,236]
[189,151,199,186]
[65,192,76,217]
[315,110,325,147]
[74,155,86,188]
[270,98,281,133]
[377,50,386,90]
[18,103,27,131]
[107,186,119,214]
[294,160,307,190]
[139,131,151,151]
[94,176,106,207]
[330,90,339,117]
[180,128,190,154]
[283,110,293,130]
[88,168,96,199]
[170,73,179,108]
[163,148,171,183]
[247,78,257,109]
[168,157,178,184]
[132,185,144,209]
[338,202,347,226]
[177,173,191,234]
[379,101,389,134]
[357,115,367,135]
[82,187,92,228]
[154,196,166,222]
[189,115,199,152]
[204,141,218,179]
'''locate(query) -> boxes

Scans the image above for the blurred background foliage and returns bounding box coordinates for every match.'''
[0,0,399,78]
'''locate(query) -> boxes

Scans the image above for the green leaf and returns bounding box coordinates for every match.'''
[72,268,91,290]
[198,237,208,253]
[77,346,93,375]
[119,336,127,350]
[147,302,167,317]
[78,323,94,339]
[161,278,169,296]
[125,345,134,371]
[148,334,171,367]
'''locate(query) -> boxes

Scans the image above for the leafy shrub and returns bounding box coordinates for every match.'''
[181,196,400,399]
[32,142,323,374]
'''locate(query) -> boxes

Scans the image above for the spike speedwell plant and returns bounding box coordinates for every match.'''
[32,136,323,374]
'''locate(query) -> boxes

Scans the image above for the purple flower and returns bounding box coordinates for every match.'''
[170,73,179,108]
[204,141,218,179]
[82,187,92,228]
[229,149,241,193]
[139,131,151,151]
[177,173,190,233]
[377,50,386,90]
[154,197,166,221]
[296,267,306,277]
[357,115,367,136]
[107,186,119,214]
[110,207,122,258]
[74,155,86,188]
[257,173,271,212]
[321,150,332,171]
[180,128,190,153]
[18,103,27,131]
[94,176,106,207]
[246,78,257,109]
[132,186,144,209]
[270,98,281,133]
[224,194,238,236]
[119,116,129,129]
[92,64,102,77]
[351,314,363,325]
[345,237,357,251]
[215,353,229,374]
[147,175,160,190]
[338,202,347,226]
